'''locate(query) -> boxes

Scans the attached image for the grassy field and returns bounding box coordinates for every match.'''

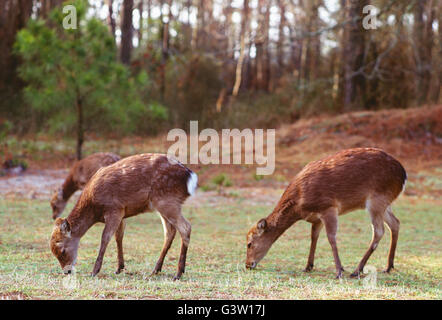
[0,192,440,299]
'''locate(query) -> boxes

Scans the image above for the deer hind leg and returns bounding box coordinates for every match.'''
[383,206,400,273]
[115,220,126,274]
[92,209,124,276]
[320,207,345,279]
[304,220,323,272]
[155,200,191,281]
[151,215,177,275]
[350,199,387,278]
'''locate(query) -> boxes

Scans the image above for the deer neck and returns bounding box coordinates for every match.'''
[266,200,301,241]
[61,174,78,201]
[66,206,96,239]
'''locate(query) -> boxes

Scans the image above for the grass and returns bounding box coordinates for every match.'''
[0,194,440,300]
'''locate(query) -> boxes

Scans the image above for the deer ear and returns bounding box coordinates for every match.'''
[54,217,64,226]
[61,220,71,233]
[257,219,267,230]
[56,218,71,234]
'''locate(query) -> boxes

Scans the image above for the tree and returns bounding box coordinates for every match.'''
[254,0,270,91]
[343,0,368,110]
[0,0,33,92]
[277,0,286,76]
[15,0,149,159]
[107,0,117,40]
[120,0,134,65]
[413,0,435,105]
[232,0,250,97]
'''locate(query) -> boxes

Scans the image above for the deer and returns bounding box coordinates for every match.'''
[50,152,121,220]
[50,153,198,280]
[246,148,406,279]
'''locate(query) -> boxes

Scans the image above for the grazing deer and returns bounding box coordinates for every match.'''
[50,153,198,280]
[50,152,121,219]
[246,148,406,279]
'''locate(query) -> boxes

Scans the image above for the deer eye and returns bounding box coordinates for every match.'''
[247,243,252,249]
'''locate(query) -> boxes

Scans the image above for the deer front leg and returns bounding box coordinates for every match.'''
[92,212,123,276]
[152,215,176,275]
[321,208,344,279]
[304,220,323,272]
[115,220,126,274]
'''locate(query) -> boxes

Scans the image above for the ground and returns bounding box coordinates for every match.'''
[0,105,441,299]
[0,190,440,299]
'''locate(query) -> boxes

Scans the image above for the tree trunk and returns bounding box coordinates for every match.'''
[40,0,64,18]
[302,1,321,83]
[0,0,33,91]
[193,0,206,49]
[160,0,170,100]
[76,96,84,160]
[434,1,442,103]
[277,0,286,76]
[147,0,152,40]
[287,9,303,84]
[413,0,433,105]
[337,0,347,106]
[120,0,134,65]
[255,1,267,91]
[232,0,249,97]
[107,0,116,40]
[343,0,368,110]
[137,0,144,46]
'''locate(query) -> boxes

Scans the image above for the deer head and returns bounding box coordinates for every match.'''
[50,218,79,274]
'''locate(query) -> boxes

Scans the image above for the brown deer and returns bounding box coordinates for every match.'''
[50,152,121,219]
[50,153,198,280]
[246,148,406,279]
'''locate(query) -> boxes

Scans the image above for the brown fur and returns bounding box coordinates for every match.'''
[246,148,406,278]
[50,153,196,280]
[50,152,121,219]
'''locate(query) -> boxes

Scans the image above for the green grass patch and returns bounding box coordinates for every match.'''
[0,197,440,299]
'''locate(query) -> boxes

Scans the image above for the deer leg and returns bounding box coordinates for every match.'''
[172,214,191,281]
[350,202,386,278]
[320,208,344,279]
[383,206,400,273]
[115,220,126,274]
[155,201,191,281]
[151,215,177,275]
[304,220,323,272]
[92,211,123,276]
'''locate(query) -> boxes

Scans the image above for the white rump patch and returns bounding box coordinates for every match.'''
[187,172,198,196]
[400,173,407,195]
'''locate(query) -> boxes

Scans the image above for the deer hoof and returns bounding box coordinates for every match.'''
[383,267,394,274]
[304,264,314,272]
[335,267,345,279]
[150,269,161,276]
[350,271,360,278]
